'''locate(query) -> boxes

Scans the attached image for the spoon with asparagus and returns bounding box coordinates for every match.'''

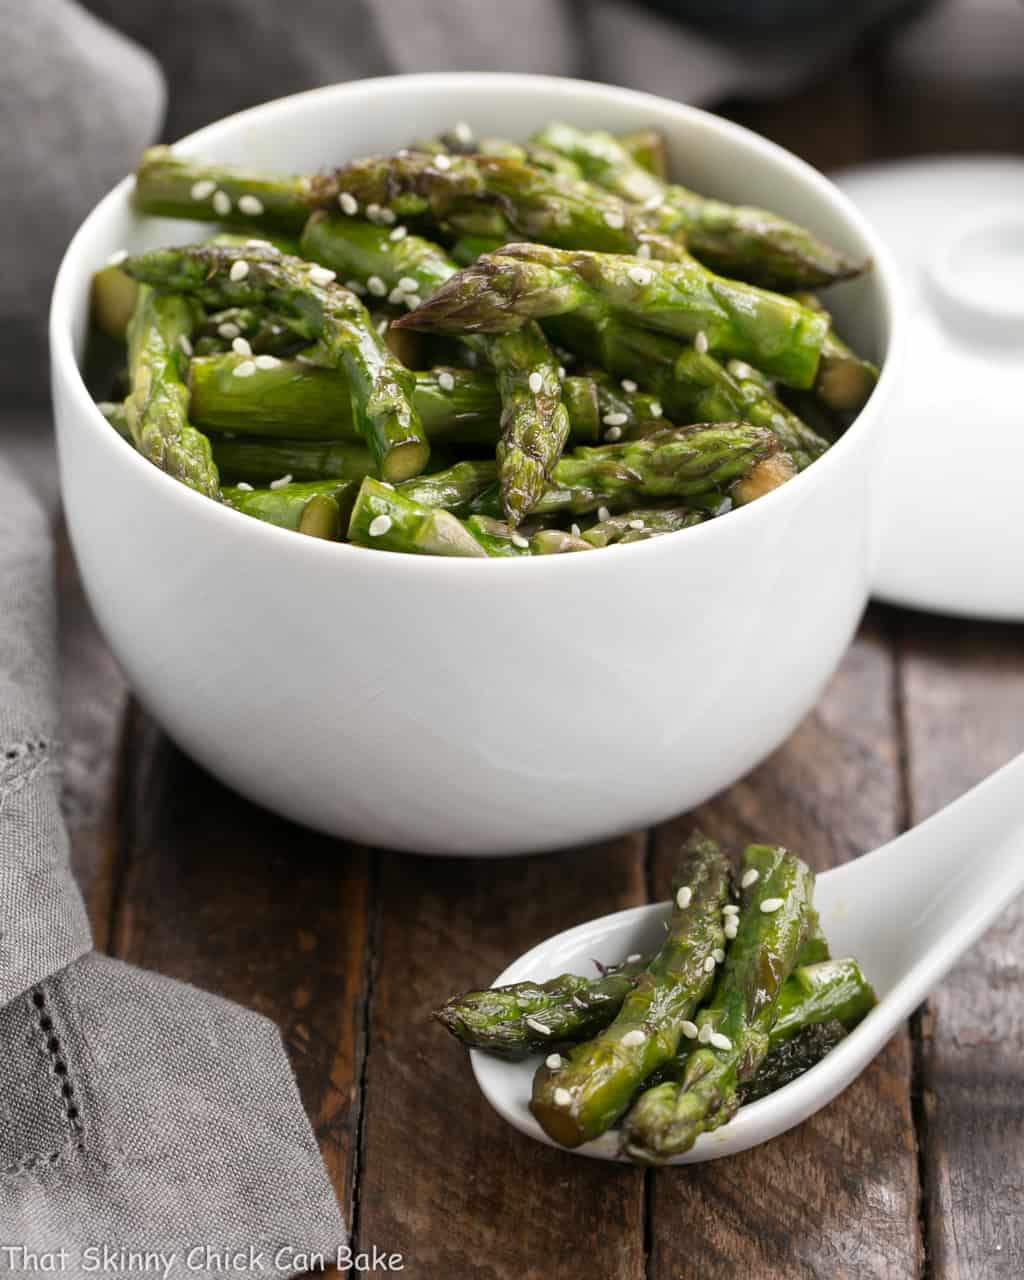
[437,752,1024,1163]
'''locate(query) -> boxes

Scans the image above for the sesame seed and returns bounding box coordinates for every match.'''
[231,336,252,356]
[710,1032,733,1051]
[232,360,256,378]
[212,190,232,216]
[676,886,692,909]
[177,334,192,356]
[626,953,643,963]
[722,904,739,915]
[368,514,393,538]
[698,1022,713,1043]
[309,265,337,287]
[603,411,628,427]
[712,948,725,963]
[603,209,626,229]
[545,1054,563,1070]
[681,1021,699,1039]
[524,1016,552,1035]
[554,1088,572,1107]
[741,869,760,889]
[703,955,716,973]
[238,194,264,216]
[403,293,422,310]
[269,474,293,490]
[570,523,581,538]
[217,322,241,339]
[398,276,419,293]
[636,242,652,259]
[628,518,645,530]
[376,320,389,336]
[190,179,216,201]
[760,898,784,914]
[229,259,249,282]
[649,401,663,418]
[246,238,274,251]
[388,286,407,306]
[597,506,611,523]
[511,533,530,549]
[254,354,280,370]
[345,278,367,295]
[106,248,128,267]
[365,202,382,222]
[235,481,253,491]
[528,371,544,394]
[378,207,397,225]
[339,192,359,215]
[643,193,665,212]
[453,121,473,144]
[367,275,387,296]
[389,225,408,241]
[433,153,452,170]
[604,427,622,442]
[437,371,455,392]
[557,365,566,379]
[725,922,738,939]
[621,1029,646,1048]
[732,361,752,381]
[627,265,653,286]
[620,378,638,392]
[695,330,709,355]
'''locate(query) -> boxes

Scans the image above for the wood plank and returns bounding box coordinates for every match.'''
[354,838,648,1280]
[899,615,1024,1277]
[648,611,922,1279]
[57,524,128,947]
[109,710,372,1218]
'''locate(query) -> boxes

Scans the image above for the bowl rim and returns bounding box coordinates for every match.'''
[50,70,906,578]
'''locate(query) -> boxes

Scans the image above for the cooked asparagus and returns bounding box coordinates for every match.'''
[620,843,814,1162]
[530,833,731,1147]
[531,122,864,289]
[120,241,429,482]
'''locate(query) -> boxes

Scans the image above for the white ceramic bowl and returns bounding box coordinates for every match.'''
[50,74,904,856]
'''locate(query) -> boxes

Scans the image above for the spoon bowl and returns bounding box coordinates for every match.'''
[473,752,1024,1162]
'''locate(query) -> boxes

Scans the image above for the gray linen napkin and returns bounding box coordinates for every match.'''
[0,460,345,1273]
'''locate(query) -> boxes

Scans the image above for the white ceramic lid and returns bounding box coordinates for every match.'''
[833,157,1024,620]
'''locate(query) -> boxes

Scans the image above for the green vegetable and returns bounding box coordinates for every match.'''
[529,833,731,1147]
[620,843,815,1162]
[224,479,351,536]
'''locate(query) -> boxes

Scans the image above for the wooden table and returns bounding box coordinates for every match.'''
[61,50,1023,1280]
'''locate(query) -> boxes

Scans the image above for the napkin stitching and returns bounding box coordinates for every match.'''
[0,988,85,1179]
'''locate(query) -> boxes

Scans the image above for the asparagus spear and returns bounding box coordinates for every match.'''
[553,315,830,470]
[397,460,497,514]
[620,843,815,1162]
[791,292,879,413]
[92,264,139,339]
[223,479,350,537]
[309,152,685,258]
[348,478,590,558]
[530,833,731,1147]
[469,423,780,520]
[580,507,706,547]
[531,122,864,290]
[120,241,429,482]
[133,146,311,234]
[209,437,375,487]
[435,955,653,1060]
[123,285,221,499]
[189,352,602,447]
[301,214,571,523]
[398,242,831,390]
[617,129,669,180]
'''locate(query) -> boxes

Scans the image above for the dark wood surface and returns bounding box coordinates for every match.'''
[58,43,1024,1280]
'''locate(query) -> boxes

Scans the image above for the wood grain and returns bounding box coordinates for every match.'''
[109,710,371,1218]
[648,613,921,1279]
[899,616,1024,1278]
[354,840,648,1280]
